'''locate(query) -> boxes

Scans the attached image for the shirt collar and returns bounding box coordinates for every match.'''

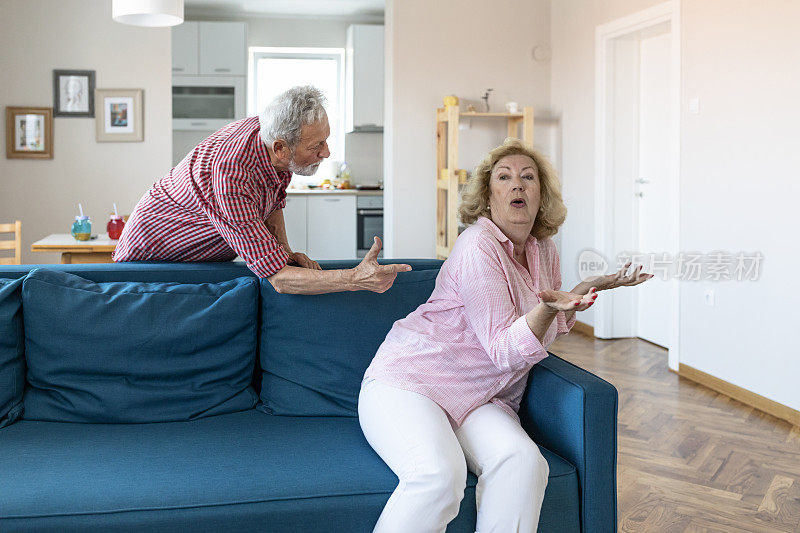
[476,216,538,251]
[255,132,293,187]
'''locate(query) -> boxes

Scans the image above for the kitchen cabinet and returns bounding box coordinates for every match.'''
[172,22,246,76]
[308,196,357,260]
[282,196,307,255]
[199,22,247,76]
[345,24,384,132]
[171,22,198,75]
[282,194,357,260]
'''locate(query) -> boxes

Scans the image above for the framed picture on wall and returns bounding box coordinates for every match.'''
[53,69,95,117]
[95,89,143,142]
[5,107,54,159]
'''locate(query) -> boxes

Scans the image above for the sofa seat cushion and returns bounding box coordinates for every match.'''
[21,269,259,423]
[0,410,579,532]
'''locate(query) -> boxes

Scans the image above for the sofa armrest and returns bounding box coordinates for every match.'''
[518,352,618,533]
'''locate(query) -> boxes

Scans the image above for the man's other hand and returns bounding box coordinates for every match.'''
[289,252,321,270]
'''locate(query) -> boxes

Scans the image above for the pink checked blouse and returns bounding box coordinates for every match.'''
[113,117,293,278]
[363,216,576,428]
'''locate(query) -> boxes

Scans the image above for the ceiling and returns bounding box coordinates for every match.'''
[184,0,385,18]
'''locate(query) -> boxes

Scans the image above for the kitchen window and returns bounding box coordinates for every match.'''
[249,47,345,181]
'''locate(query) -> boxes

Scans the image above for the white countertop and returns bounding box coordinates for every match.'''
[286,189,382,196]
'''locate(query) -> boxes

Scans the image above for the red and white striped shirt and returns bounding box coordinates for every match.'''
[113,116,293,278]
[363,216,576,428]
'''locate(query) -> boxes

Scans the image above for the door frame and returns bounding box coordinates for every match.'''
[593,1,681,370]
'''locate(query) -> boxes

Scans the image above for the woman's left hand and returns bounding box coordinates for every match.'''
[538,287,598,312]
[589,261,654,291]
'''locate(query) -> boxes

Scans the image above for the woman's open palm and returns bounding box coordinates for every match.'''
[538,287,597,312]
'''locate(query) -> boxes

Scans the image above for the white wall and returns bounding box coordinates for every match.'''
[0,0,172,265]
[384,0,553,259]
[551,0,800,411]
[679,0,800,411]
[180,14,384,185]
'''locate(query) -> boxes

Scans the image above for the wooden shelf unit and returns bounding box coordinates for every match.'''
[435,105,534,259]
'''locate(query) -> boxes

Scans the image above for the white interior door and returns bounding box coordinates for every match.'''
[596,5,679,368]
[636,30,672,348]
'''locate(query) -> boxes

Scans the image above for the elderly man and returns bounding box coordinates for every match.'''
[114,86,408,294]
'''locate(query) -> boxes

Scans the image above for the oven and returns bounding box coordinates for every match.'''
[356,195,383,258]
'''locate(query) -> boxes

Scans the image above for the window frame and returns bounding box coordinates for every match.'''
[248,47,345,166]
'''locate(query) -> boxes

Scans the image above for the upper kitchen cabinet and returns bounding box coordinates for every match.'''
[199,22,247,76]
[172,22,198,75]
[346,24,384,133]
[172,22,247,76]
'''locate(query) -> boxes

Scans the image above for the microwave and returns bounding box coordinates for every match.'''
[172,76,245,131]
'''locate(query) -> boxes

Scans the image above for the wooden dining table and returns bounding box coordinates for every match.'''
[31,234,117,264]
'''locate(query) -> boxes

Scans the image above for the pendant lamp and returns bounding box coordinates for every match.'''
[112,0,184,27]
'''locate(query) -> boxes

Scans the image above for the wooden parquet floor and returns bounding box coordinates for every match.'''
[550,331,800,532]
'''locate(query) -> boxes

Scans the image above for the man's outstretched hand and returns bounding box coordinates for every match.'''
[350,237,412,293]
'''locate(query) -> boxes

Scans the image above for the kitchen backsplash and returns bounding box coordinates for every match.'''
[344,131,383,185]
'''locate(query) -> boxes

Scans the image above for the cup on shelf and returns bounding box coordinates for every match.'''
[505,102,519,114]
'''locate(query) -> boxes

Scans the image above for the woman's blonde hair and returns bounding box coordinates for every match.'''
[459,138,567,240]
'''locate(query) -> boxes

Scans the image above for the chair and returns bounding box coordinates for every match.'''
[0,220,22,265]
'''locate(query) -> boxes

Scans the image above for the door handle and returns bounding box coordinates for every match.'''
[636,178,651,184]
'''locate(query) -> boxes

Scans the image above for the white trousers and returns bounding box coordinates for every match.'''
[358,379,549,533]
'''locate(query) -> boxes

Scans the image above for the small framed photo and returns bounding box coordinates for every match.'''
[95,89,143,142]
[53,69,95,117]
[5,107,54,159]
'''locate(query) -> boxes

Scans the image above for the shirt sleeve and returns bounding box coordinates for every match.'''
[457,236,548,372]
[207,167,289,278]
[550,242,577,340]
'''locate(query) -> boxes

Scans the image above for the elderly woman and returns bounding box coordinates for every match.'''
[359,139,652,532]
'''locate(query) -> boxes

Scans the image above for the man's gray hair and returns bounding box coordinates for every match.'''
[259,86,327,148]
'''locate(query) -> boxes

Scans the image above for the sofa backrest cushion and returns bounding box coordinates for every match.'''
[259,269,439,416]
[21,269,259,423]
[0,278,25,428]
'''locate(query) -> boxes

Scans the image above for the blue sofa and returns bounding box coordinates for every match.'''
[0,260,617,532]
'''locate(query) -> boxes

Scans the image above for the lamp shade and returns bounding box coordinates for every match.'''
[112,0,184,27]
